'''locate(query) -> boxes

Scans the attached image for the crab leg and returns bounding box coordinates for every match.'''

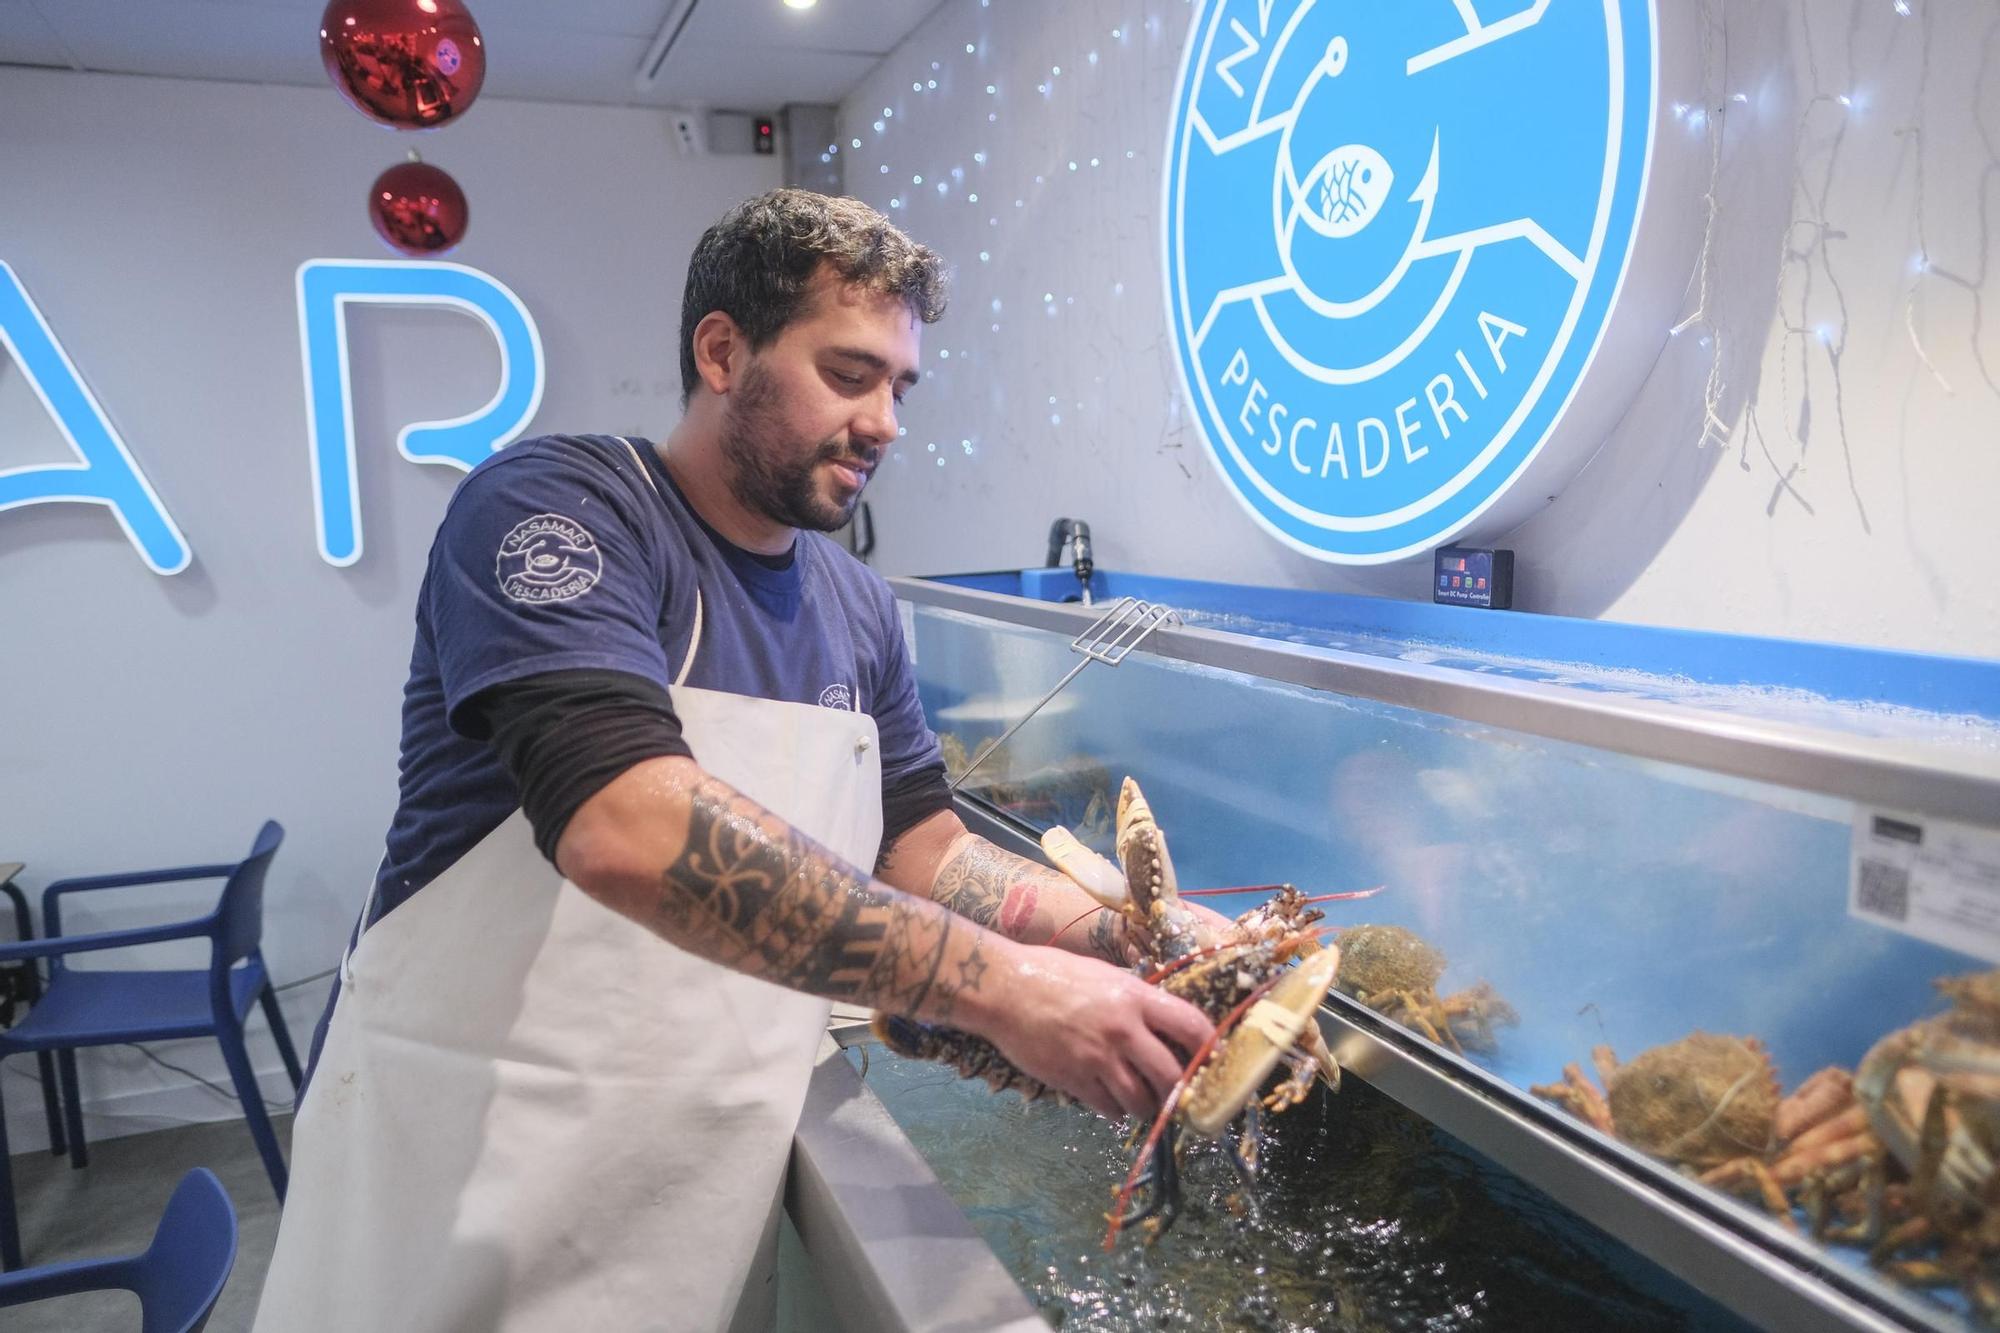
[1776,1067,1855,1142]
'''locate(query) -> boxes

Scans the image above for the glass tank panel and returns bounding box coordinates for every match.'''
[908,600,1997,1330]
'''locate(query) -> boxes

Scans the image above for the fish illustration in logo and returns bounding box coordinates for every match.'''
[1303,142,1392,237]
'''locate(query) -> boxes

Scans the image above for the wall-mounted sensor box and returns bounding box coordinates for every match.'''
[1433,546,1513,609]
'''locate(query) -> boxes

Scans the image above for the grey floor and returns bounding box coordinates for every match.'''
[7,1113,289,1332]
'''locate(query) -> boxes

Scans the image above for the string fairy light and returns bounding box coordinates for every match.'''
[1898,4,1957,397]
[826,1,1181,476]
[1900,7,2000,404]
[1668,0,1733,449]
[836,0,1962,500]
[1744,0,1873,528]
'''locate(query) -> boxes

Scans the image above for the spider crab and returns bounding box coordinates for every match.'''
[875,776,1374,1245]
[1831,969,2000,1314]
[1532,1033,1796,1211]
[1332,924,1517,1054]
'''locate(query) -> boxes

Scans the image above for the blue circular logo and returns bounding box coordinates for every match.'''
[1165,1,1657,563]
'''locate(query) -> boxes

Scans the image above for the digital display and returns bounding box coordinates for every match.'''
[1433,546,1513,609]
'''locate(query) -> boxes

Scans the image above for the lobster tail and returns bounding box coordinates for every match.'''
[867,1014,1063,1105]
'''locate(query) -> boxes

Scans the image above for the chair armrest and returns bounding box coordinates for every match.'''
[43,864,234,936]
[0,917,214,963]
[0,1253,136,1304]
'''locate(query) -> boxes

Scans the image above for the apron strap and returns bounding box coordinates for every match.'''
[617,436,702,686]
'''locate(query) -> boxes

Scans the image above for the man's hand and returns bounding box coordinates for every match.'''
[966,943,1215,1121]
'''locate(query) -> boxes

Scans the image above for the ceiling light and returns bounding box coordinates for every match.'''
[783,0,817,9]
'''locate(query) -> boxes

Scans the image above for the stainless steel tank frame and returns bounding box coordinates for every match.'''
[895,578,2000,832]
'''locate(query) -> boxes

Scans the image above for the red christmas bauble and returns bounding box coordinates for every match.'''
[321,0,485,129]
[368,160,469,255]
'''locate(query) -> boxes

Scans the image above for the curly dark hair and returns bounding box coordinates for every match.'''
[679,188,949,403]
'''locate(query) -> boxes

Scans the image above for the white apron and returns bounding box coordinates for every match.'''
[254,678,883,1332]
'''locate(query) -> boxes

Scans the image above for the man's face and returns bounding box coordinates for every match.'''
[717,270,922,534]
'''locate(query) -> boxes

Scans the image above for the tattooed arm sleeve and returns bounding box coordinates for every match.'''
[876,808,1137,965]
[556,755,999,1025]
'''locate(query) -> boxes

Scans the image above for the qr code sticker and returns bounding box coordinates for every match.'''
[1856,858,1912,923]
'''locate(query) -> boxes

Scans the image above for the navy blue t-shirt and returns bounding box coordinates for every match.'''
[369,432,940,926]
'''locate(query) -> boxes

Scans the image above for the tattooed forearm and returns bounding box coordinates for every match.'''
[927,838,1021,931]
[650,778,989,1023]
[927,833,1136,964]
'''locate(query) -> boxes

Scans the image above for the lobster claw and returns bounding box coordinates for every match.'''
[1042,825,1129,910]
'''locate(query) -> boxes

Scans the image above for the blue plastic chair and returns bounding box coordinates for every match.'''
[0,864,69,1160]
[0,1166,237,1332]
[0,823,298,1270]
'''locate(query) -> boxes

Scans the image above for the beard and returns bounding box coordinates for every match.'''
[718,362,869,534]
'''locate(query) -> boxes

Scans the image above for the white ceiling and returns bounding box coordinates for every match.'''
[0,0,944,109]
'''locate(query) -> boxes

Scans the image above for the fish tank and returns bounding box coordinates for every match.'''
[875,568,2000,1333]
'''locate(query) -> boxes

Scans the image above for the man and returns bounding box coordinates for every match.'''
[254,189,1217,1332]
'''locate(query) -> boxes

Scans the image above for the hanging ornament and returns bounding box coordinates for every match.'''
[320,0,485,129]
[368,155,469,255]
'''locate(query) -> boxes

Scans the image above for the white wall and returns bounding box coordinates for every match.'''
[0,67,779,1146]
[842,0,2000,660]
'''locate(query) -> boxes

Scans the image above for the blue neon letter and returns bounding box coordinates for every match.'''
[0,262,191,575]
[296,259,545,566]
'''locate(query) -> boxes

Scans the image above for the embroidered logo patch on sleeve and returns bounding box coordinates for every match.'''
[496,514,603,604]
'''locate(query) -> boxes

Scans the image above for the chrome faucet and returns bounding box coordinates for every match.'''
[1044,517,1095,605]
